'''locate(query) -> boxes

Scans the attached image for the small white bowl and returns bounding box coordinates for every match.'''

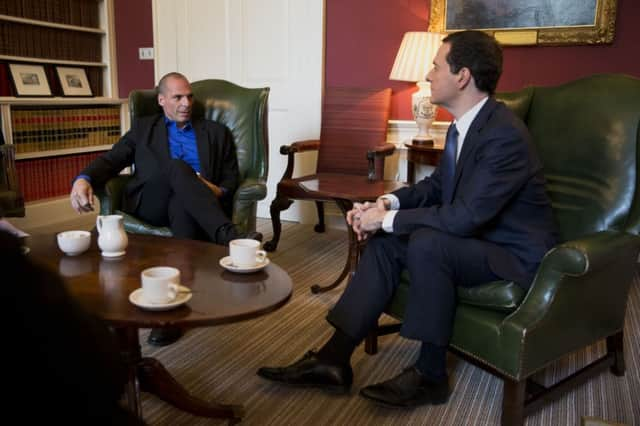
[57,230,91,256]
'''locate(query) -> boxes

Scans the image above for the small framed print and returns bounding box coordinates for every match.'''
[56,66,93,97]
[8,63,52,97]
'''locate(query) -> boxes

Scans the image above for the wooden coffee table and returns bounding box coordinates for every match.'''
[28,232,292,424]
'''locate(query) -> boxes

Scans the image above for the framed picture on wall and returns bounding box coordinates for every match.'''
[428,0,617,46]
[56,66,93,97]
[8,64,52,97]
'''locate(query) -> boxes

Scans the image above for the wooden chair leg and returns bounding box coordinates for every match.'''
[314,201,325,232]
[501,379,525,426]
[263,195,293,252]
[365,330,378,355]
[607,331,625,376]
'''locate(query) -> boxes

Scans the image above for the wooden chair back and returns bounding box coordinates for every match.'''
[316,87,392,176]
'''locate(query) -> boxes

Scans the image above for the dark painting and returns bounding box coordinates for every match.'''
[446,0,597,30]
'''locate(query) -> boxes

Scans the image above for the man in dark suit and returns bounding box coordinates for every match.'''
[70,72,260,346]
[257,31,557,407]
[70,72,260,245]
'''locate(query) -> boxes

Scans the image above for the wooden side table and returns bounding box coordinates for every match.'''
[405,141,444,183]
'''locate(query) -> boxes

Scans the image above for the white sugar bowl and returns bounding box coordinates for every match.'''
[57,230,91,256]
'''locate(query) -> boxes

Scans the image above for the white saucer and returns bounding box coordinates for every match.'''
[219,256,270,273]
[102,250,125,258]
[129,285,193,311]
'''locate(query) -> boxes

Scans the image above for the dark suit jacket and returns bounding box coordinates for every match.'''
[81,114,239,214]
[392,98,557,288]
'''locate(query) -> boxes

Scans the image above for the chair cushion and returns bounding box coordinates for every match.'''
[388,270,526,317]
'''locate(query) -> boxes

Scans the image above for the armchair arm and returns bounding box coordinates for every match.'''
[499,230,640,376]
[232,178,267,233]
[278,139,321,181]
[366,143,396,181]
[95,175,132,215]
[233,178,267,202]
[281,139,321,154]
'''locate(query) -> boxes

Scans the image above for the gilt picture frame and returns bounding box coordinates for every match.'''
[56,66,93,97]
[428,0,617,46]
[8,64,52,97]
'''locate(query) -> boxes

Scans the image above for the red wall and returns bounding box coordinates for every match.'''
[326,0,640,120]
[113,1,640,119]
[113,0,155,99]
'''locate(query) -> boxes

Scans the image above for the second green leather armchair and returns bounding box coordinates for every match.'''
[365,74,640,425]
[96,79,269,237]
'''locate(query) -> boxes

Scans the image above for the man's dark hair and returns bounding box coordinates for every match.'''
[156,72,189,95]
[442,30,503,95]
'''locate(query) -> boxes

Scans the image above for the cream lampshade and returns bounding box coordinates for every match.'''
[389,31,443,143]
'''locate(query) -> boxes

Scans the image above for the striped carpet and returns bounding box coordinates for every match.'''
[139,219,640,426]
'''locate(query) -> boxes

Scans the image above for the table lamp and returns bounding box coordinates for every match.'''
[389,31,443,144]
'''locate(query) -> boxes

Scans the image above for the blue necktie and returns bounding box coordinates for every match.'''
[441,123,459,203]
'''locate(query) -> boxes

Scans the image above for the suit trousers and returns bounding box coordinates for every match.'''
[327,227,521,346]
[133,159,231,242]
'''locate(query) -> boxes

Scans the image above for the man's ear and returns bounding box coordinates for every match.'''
[157,94,165,107]
[457,67,472,90]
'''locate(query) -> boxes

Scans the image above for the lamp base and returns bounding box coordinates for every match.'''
[412,81,438,143]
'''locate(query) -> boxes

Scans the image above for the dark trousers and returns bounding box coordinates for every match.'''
[133,159,231,243]
[327,228,521,346]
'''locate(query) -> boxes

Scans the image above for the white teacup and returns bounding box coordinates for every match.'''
[57,230,91,256]
[229,239,267,268]
[140,266,180,304]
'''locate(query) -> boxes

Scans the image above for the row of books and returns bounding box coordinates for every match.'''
[16,150,104,202]
[0,20,102,62]
[0,0,100,28]
[11,105,121,153]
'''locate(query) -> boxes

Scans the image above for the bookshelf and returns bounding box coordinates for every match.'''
[0,0,127,204]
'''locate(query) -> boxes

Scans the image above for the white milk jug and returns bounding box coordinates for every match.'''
[96,214,128,256]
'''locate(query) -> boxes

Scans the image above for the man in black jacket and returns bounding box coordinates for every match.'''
[70,72,260,245]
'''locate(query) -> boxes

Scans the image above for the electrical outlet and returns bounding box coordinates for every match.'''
[138,47,154,60]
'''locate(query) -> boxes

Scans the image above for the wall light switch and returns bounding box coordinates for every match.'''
[139,47,154,60]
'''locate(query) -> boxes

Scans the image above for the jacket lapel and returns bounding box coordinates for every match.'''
[147,116,171,163]
[194,119,212,178]
[451,98,499,190]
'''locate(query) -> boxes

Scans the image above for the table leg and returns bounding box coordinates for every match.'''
[116,327,143,417]
[115,327,244,424]
[138,357,244,422]
[310,199,359,294]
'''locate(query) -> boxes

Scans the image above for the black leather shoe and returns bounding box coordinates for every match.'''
[360,367,450,408]
[147,327,183,347]
[257,351,353,394]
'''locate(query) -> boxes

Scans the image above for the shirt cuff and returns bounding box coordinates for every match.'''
[382,210,398,233]
[381,194,400,210]
[73,174,91,185]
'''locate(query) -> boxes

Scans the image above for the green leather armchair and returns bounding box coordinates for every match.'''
[96,79,269,236]
[0,145,24,217]
[365,74,640,425]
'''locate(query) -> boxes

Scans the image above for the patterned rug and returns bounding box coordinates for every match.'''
[139,220,639,426]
